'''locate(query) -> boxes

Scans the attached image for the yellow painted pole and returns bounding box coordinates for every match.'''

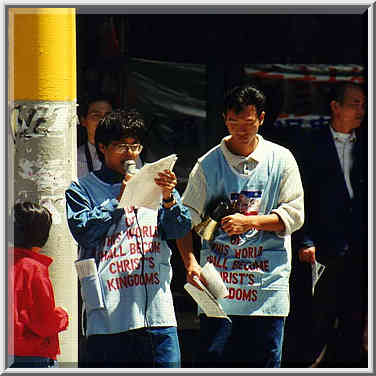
[12,8,76,101]
[9,7,78,367]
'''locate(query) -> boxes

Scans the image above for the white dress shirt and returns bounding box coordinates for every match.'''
[77,142,103,178]
[329,126,356,199]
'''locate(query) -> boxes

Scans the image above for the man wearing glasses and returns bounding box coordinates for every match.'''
[65,109,191,367]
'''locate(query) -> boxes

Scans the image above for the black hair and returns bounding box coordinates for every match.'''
[223,83,266,117]
[13,202,52,249]
[330,82,365,105]
[78,93,115,118]
[327,82,365,115]
[95,108,147,163]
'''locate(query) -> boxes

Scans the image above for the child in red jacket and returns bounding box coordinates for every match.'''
[9,202,69,368]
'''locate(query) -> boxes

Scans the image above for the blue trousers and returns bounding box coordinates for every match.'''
[195,315,285,368]
[86,326,181,368]
[10,356,58,368]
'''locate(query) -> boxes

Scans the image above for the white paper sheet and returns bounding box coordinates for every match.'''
[311,260,326,296]
[118,154,178,210]
[75,258,97,280]
[184,262,230,320]
[200,262,229,299]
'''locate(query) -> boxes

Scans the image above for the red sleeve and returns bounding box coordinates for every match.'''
[23,265,69,338]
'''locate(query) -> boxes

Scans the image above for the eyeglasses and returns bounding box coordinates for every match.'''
[111,143,143,153]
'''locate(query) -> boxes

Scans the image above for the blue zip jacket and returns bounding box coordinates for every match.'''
[65,165,191,335]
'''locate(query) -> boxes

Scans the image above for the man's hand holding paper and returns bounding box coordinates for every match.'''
[118,154,178,210]
[154,169,177,201]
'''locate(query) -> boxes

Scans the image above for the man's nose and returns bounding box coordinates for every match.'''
[120,149,132,156]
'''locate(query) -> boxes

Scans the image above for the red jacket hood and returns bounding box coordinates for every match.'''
[11,247,53,267]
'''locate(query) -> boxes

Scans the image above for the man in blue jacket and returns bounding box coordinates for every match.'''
[65,108,191,367]
[176,83,304,367]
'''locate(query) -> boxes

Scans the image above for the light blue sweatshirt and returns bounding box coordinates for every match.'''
[197,141,296,317]
[65,165,191,335]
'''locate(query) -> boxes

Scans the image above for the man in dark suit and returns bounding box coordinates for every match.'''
[293,82,367,367]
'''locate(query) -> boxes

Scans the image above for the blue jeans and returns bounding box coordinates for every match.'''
[10,356,58,368]
[86,326,181,367]
[195,315,285,368]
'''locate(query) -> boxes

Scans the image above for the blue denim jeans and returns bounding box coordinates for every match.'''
[10,356,58,368]
[86,326,181,367]
[195,315,285,368]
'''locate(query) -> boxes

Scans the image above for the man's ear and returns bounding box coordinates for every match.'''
[259,111,266,126]
[330,100,339,113]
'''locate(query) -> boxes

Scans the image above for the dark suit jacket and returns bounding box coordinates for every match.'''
[293,124,366,265]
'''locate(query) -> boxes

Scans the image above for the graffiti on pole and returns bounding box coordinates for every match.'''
[10,103,77,145]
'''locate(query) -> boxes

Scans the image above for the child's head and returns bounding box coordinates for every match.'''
[13,202,52,250]
[95,108,146,174]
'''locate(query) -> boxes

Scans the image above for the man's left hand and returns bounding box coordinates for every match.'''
[154,169,177,200]
[221,213,252,235]
[298,246,316,263]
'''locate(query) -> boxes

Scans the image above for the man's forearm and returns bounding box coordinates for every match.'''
[158,191,192,239]
[176,230,199,271]
[65,187,123,249]
[176,231,198,269]
[250,213,285,232]
[176,230,204,287]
